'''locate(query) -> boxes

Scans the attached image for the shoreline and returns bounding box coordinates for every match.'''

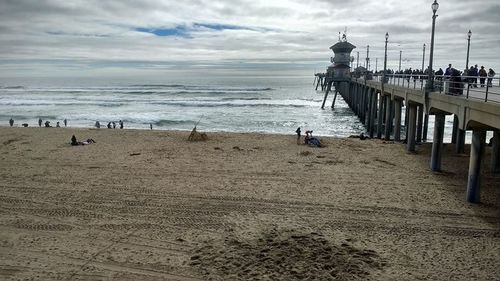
[0,127,499,280]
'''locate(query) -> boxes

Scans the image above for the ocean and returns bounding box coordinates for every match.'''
[0,76,366,137]
[0,76,481,142]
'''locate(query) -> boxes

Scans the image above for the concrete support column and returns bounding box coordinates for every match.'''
[423,114,429,141]
[377,92,383,139]
[456,129,466,154]
[407,103,417,152]
[467,130,486,203]
[491,131,500,174]
[451,115,459,144]
[416,106,424,143]
[394,99,402,141]
[431,113,446,171]
[369,89,377,138]
[384,96,392,140]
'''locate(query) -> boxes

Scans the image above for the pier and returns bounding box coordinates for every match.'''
[317,72,500,203]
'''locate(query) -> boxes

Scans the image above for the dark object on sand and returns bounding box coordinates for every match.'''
[71,135,96,146]
[188,127,208,141]
[349,133,369,140]
[9,118,14,127]
[45,121,51,127]
[22,123,28,127]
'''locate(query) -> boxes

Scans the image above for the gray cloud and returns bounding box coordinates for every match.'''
[0,0,499,78]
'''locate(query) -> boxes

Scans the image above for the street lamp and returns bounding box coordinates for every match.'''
[426,0,439,91]
[466,29,472,70]
[421,43,426,72]
[399,50,402,72]
[383,32,389,83]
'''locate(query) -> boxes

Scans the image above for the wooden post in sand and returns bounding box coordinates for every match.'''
[491,130,500,174]
[430,113,446,171]
[407,103,417,152]
[315,76,321,91]
[467,129,486,203]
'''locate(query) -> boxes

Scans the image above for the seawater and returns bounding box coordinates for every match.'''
[0,76,482,142]
[0,76,366,137]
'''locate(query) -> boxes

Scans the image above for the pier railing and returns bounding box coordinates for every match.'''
[371,74,500,103]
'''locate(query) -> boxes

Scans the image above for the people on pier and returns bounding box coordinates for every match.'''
[487,68,496,87]
[444,64,452,77]
[479,66,487,87]
[471,65,479,88]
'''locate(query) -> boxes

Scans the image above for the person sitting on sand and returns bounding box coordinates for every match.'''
[71,135,96,146]
[304,130,322,147]
[44,121,51,127]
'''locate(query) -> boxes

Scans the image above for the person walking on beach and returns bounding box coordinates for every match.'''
[95,121,100,129]
[107,122,112,129]
[150,123,153,130]
[38,118,42,127]
[487,68,496,87]
[295,127,301,145]
[479,66,487,87]
[64,119,67,127]
[112,121,116,129]
[9,118,14,127]
[119,120,123,129]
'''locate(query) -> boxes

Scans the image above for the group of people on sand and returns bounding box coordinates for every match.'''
[295,127,323,147]
[95,120,123,129]
[8,118,68,128]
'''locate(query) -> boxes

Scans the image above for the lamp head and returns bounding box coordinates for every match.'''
[385,32,389,41]
[467,29,472,39]
[432,0,439,13]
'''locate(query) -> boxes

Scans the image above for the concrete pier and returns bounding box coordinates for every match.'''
[314,71,500,203]
[467,130,486,203]
[430,113,446,171]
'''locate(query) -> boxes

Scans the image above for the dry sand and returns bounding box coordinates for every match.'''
[0,127,499,280]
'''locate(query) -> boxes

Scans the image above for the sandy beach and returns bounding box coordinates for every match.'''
[0,127,499,280]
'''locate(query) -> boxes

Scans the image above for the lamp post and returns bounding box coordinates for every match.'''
[421,43,426,72]
[383,32,389,84]
[399,50,402,72]
[465,29,472,70]
[366,45,370,70]
[426,0,439,91]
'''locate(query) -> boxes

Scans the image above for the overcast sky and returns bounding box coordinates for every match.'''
[1,0,499,79]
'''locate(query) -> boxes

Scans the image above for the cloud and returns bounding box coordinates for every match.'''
[0,0,499,78]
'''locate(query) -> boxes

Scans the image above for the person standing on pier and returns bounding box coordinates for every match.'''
[479,66,487,87]
[471,65,479,87]
[487,68,496,87]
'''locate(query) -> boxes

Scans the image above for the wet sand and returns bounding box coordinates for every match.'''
[0,127,499,280]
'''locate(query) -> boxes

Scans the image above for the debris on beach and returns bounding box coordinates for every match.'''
[190,228,385,280]
[188,126,208,142]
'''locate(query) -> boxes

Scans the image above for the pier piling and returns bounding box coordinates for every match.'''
[467,130,486,203]
[431,113,446,171]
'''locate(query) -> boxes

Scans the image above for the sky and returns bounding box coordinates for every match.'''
[1,0,499,80]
